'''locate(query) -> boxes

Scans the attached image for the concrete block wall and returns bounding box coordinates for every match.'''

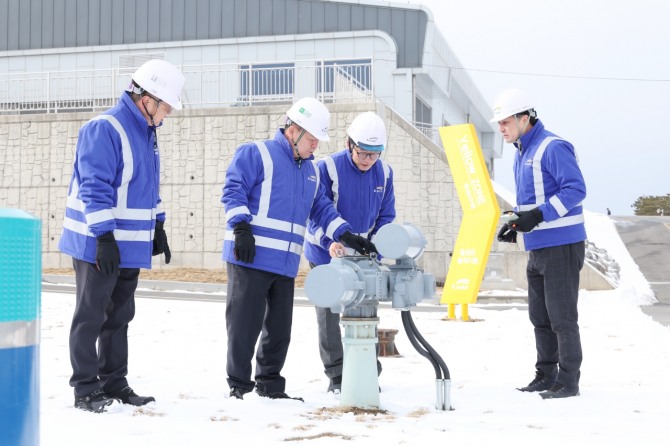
[485,251,612,292]
[0,102,462,282]
[0,102,613,291]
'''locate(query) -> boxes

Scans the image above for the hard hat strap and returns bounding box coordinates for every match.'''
[292,128,307,167]
[514,114,530,133]
[514,115,530,152]
[347,137,354,151]
[142,99,158,130]
[294,128,305,147]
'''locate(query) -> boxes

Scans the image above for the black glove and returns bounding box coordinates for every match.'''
[510,208,543,233]
[497,224,517,243]
[96,232,120,275]
[152,220,172,264]
[339,231,379,256]
[233,222,255,263]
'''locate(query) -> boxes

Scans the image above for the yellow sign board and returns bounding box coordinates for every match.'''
[439,124,500,305]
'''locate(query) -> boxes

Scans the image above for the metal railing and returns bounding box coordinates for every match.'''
[0,60,374,114]
[412,121,443,147]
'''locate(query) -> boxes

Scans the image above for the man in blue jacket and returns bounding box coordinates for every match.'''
[304,111,396,393]
[59,59,184,412]
[222,97,376,401]
[493,89,587,399]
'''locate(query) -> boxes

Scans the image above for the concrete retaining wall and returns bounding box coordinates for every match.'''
[0,102,611,291]
[0,102,461,282]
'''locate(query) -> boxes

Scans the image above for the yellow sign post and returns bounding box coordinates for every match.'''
[439,124,500,320]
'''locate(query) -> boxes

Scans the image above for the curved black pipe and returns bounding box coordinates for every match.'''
[401,311,450,380]
[404,310,450,380]
[401,311,442,378]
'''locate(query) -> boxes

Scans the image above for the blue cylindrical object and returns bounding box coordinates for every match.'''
[0,209,41,446]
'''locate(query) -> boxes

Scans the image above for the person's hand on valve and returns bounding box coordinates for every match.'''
[510,208,543,233]
[339,231,379,255]
[152,220,172,264]
[329,242,346,258]
[233,221,255,263]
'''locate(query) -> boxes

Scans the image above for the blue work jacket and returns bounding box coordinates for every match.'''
[514,120,587,250]
[222,129,352,278]
[304,149,395,265]
[59,92,164,269]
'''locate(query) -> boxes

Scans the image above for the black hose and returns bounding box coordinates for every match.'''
[401,311,450,380]
[401,311,442,378]
[405,311,450,379]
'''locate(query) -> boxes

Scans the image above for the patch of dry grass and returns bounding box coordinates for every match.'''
[43,268,310,287]
[132,407,166,417]
[283,432,356,441]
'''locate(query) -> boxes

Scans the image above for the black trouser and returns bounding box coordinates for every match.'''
[225,263,294,394]
[527,241,585,389]
[69,259,139,396]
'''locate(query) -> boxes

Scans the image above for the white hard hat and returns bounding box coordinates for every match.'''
[347,111,386,151]
[489,88,535,123]
[131,59,186,110]
[286,97,330,141]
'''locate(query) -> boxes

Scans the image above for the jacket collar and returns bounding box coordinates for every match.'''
[119,92,163,131]
[277,128,315,163]
[515,119,544,152]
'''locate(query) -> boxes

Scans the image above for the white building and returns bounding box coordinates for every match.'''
[0,0,501,165]
[1,0,538,285]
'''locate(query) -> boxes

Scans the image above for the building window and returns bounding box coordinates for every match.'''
[414,96,434,139]
[317,59,372,95]
[415,96,432,127]
[118,53,166,73]
[240,63,294,98]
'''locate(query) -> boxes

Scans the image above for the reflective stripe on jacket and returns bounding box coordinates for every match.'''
[304,149,396,265]
[58,92,163,269]
[514,120,587,251]
[222,129,351,278]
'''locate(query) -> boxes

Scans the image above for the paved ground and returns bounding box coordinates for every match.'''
[612,215,670,327]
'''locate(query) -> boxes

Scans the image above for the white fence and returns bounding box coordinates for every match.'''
[412,121,443,147]
[0,60,374,113]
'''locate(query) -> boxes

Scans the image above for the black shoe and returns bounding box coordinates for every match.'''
[106,386,155,406]
[517,370,556,392]
[74,389,114,413]
[540,383,580,399]
[327,376,342,393]
[255,388,304,402]
[229,387,251,400]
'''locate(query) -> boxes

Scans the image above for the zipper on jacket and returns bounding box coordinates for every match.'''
[149,127,159,248]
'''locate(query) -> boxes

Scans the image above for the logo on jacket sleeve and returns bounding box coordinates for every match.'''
[374,186,384,193]
[308,175,317,182]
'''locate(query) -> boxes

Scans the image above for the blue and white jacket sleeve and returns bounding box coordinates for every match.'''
[221,144,261,227]
[154,134,166,224]
[538,140,586,222]
[75,120,121,237]
[314,160,338,250]
[370,167,396,237]
[309,181,351,243]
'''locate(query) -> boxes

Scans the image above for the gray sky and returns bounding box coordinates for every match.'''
[410,0,670,215]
